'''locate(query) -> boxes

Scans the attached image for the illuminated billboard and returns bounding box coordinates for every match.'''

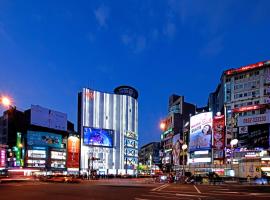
[30,105,67,131]
[189,112,213,151]
[172,134,181,166]
[213,115,225,150]
[238,124,270,148]
[83,127,114,148]
[0,149,6,168]
[67,136,80,169]
[27,131,62,148]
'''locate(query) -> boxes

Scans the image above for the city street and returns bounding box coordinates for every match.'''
[1,179,270,200]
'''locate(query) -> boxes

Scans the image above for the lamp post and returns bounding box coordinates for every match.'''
[1,96,12,108]
[230,139,238,176]
[159,121,166,172]
[88,139,94,179]
[182,144,187,176]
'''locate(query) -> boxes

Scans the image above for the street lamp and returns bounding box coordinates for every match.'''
[230,139,238,175]
[182,144,188,176]
[0,96,12,108]
[88,139,94,179]
[160,121,166,131]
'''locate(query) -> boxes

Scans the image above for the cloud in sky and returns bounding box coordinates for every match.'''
[0,22,15,45]
[163,22,176,39]
[200,35,224,58]
[121,33,146,53]
[134,35,146,53]
[121,34,133,45]
[94,4,110,28]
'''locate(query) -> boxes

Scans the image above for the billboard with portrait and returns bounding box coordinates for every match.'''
[189,112,213,151]
[172,134,181,166]
[213,115,225,150]
[27,131,62,148]
[83,127,114,148]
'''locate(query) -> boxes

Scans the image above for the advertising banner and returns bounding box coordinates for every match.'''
[30,105,67,131]
[213,115,225,150]
[238,113,270,127]
[0,149,6,168]
[27,131,62,148]
[124,138,138,149]
[189,112,213,151]
[67,136,80,169]
[172,134,181,166]
[238,124,269,148]
[83,127,114,148]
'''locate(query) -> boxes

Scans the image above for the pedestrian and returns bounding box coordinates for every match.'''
[247,175,251,185]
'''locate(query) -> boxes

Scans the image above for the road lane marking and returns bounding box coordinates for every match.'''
[151,184,169,191]
[158,184,169,191]
[150,191,206,198]
[193,185,201,194]
[143,194,194,200]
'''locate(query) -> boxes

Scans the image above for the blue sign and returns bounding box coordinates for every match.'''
[83,127,114,148]
[27,131,62,148]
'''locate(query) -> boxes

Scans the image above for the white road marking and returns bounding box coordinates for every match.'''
[143,194,194,199]
[158,184,169,191]
[175,193,205,198]
[193,185,201,194]
[151,184,169,191]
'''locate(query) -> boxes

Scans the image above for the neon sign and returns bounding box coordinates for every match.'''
[225,61,268,75]
[233,104,266,113]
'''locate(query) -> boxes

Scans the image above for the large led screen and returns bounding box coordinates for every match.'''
[83,127,114,148]
[27,131,62,148]
[189,112,213,151]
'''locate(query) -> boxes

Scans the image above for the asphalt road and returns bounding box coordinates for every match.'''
[1,179,270,200]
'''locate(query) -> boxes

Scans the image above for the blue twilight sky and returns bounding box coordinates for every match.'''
[0,0,270,147]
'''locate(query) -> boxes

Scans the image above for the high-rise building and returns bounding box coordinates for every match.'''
[160,95,195,172]
[221,60,270,148]
[209,60,270,147]
[0,105,76,174]
[138,142,161,166]
[78,86,139,175]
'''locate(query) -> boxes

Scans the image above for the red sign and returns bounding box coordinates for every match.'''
[225,61,265,75]
[86,90,94,99]
[213,115,225,150]
[233,104,267,113]
[0,149,6,168]
[67,136,80,169]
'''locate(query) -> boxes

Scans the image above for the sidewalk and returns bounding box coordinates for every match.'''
[0,178,37,184]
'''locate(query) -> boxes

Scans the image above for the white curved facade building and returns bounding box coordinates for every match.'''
[78,87,138,175]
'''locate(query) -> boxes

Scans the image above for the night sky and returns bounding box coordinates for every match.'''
[0,0,270,147]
